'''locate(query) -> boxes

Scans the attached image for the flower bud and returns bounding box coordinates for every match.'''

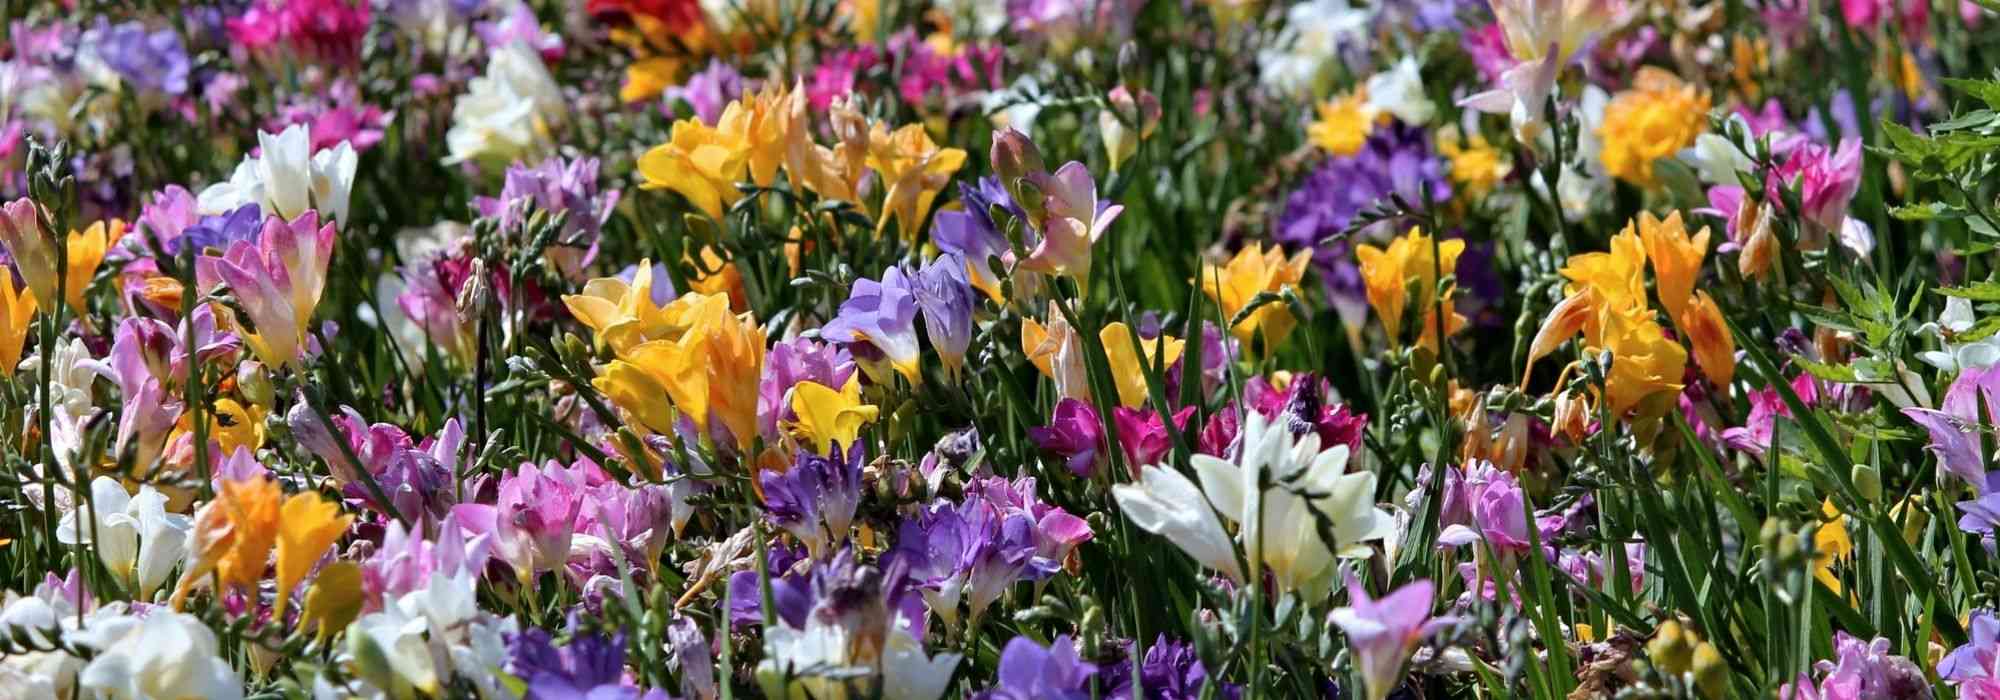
[991,128,1046,184]
[1852,464,1882,503]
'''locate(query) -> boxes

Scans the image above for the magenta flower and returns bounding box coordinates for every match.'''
[1113,405,1195,476]
[195,210,337,369]
[1773,138,1862,233]
[1329,575,1452,700]
[1783,631,1932,700]
[1030,398,1105,477]
[1435,462,1531,555]
[457,460,586,582]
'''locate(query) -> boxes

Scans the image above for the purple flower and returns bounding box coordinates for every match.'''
[508,621,647,700]
[758,337,857,441]
[1113,406,1194,475]
[821,267,923,384]
[1029,398,1105,477]
[759,443,866,559]
[1783,632,1933,700]
[1104,635,1237,700]
[170,203,264,255]
[665,59,747,125]
[1942,611,2000,685]
[454,459,585,582]
[727,542,812,629]
[933,176,1024,298]
[1329,575,1452,700]
[913,255,976,377]
[665,616,716,700]
[89,20,190,96]
[888,501,980,627]
[362,511,491,606]
[474,156,621,279]
[1433,461,1530,554]
[476,2,566,61]
[978,635,1100,700]
[1773,138,1862,233]
[1274,125,1451,329]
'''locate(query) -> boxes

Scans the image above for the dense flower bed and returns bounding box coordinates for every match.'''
[0,0,1997,698]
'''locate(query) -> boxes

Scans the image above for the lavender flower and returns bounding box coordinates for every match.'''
[758,337,858,441]
[474,156,621,279]
[509,621,658,700]
[913,254,976,377]
[977,635,1099,700]
[89,20,191,96]
[1274,124,1451,329]
[1104,635,1238,700]
[759,443,866,559]
[664,59,746,125]
[1329,575,1452,700]
[169,203,263,256]
[822,267,924,384]
[1784,631,1932,700]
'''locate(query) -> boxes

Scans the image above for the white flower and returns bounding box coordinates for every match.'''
[985,74,1047,136]
[75,610,242,700]
[1460,55,1561,143]
[1919,296,2000,372]
[198,123,358,227]
[757,617,957,700]
[444,41,566,170]
[1191,411,1394,602]
[1677,125,1757,185]
[882,628,960,700]
[1114,464,1245,582]
[348,605,442,699]
[56,477,191,601]
[1257,0,1373,98]
[1365,56,1436,125]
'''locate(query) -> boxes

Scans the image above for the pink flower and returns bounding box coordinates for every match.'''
[1020,162,1123,281]
[228,0,371,65]
[195,211,338,368]
[454,461,586,582]
[1841,0,1888,27]
[1436,462,1531,554]
[1112,406,1195,476]
[1773,138,1862,233]
[1330,574,1453,700]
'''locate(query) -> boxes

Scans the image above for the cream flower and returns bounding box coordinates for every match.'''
[443,41,566,170]
[198,123,358,227]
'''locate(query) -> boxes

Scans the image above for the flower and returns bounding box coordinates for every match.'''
[508,623,643,699]
[1364,56,1436,125]
[59,219,115,311]
[1031,398,1106,477]
[1774,137,1863,234]
[195,211,338,369]
[1438,127,1512,198]
[786,376,880,455]
[563,260,679,355]
[1101,322,1185,408]
[1598,68,1711,187]
[1635,210,1710,321]
[1202,243,1312,353]
[1680,291,1736,391]
[1308,89,1378,157]
[197,123,358,227]
[759,338,858,442]
[1256,0,1373,97]
[275,492,353,618]
[1599,305,1688,419]
[1329,575,1451,700]
[1356,227,1467,352]
[456,461,584,582]
[1275,125,1451,334]
[1114,406,1194,476]
[867,122,967,240]
[0,273,33,375]
[759,443,866,559]
[977,635,1099,700]
[474,156,622,279]
[1099,85,1161,172]
[1113,463,1245,581]
[300,561,364,646]
[1784,632,1933,700]
[75,611,243,700]
[91,20,190,96]
[913,255,976,377]
[822,267,924,384]
[603,292,766,449]
[0,198,56,307]
[638,116,749,221]
[1020,162,1124,284]
[55,477,190,600]
[663,59,745,124]
[172,476,284,609]
[444,41,567,170]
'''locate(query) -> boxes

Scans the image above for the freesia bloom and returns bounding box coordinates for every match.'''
[274,492,353,618]
[867,122,967,240]
[1100,322,1184,408]
[564,260,679,355]
[1356,227,1467,352]
[0,198,56,306]
[1308,89,1378,157]
[1680,291,1736,391]
[976,635,1099,699]
[195,211,338,369]
[1031,398,1106,477]
[1329,575,1452,700]
[759,443,866,559]
[444,41,567,170]
[1774,138,1863,235]
[75,610,243,700]
[599,292,766,449]
[1598,68,1711,187]
[786,376,880,455]
[1635,210,1710,322]
[913,254,976,378]
[1202,242,1312,353]
[638,116,750,221]
[822,267,924,384]
[456,460,584,582]
[56,477,190,601]
[172,476,284,609]
[197,124,358,227]
[1113,462,1244,581]
[1020,162,1124,285]
[0,273,33,375]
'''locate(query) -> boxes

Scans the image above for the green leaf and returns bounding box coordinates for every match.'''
[1794,357,1861,383]
[1938,280,2000,301]
[1888,201,1964,221]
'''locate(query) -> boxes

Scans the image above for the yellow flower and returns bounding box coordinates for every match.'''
[639,118,750,221]
[1354,227,1466,352]
[1600,306,1686,420]
[65,219,117,311]
[844,0,881,41]
[275,492,353,618]
[1814,498,1852,595]
[563,260,678,356]
[172,476,283,609]
[596,292,766,450]
[1201,243,1312,353]
[786,376,879,454]
[1438,127,1511,198]
[1679,291,1735,392]
[1598,68,1710,187]
[0,274,33,377]
[1308,89,1377,157]
[866,123,967,241]
[1634,211,1709,321]
[301,561,364,647]
[1101,322,1184,408]
[686,246,747,312]
[1555,225,1649,345]
[719,84,793,189]
[622,56,683,103]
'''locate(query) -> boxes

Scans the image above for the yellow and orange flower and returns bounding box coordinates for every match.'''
[275,492,353,618]
[866,123,967,241]
[1355,227,1466,352]
[0,273,33,377]
[639,118,750,221]
[786,376,880,454]
[595,291,765,451]
[1202,243,1312,353]
[562,260,678,355]
[1598,68,1710,187]
[1308,89,1377,157]
[172,476,283,609]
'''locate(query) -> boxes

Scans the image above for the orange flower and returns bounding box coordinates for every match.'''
[595,292,765,450]
[1634,211,1710,321]
[1678,291,1735,392]
[275,492,353,618]
[1355,227,1466,352]
[172,477,283,609]
[0,273,33,377]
